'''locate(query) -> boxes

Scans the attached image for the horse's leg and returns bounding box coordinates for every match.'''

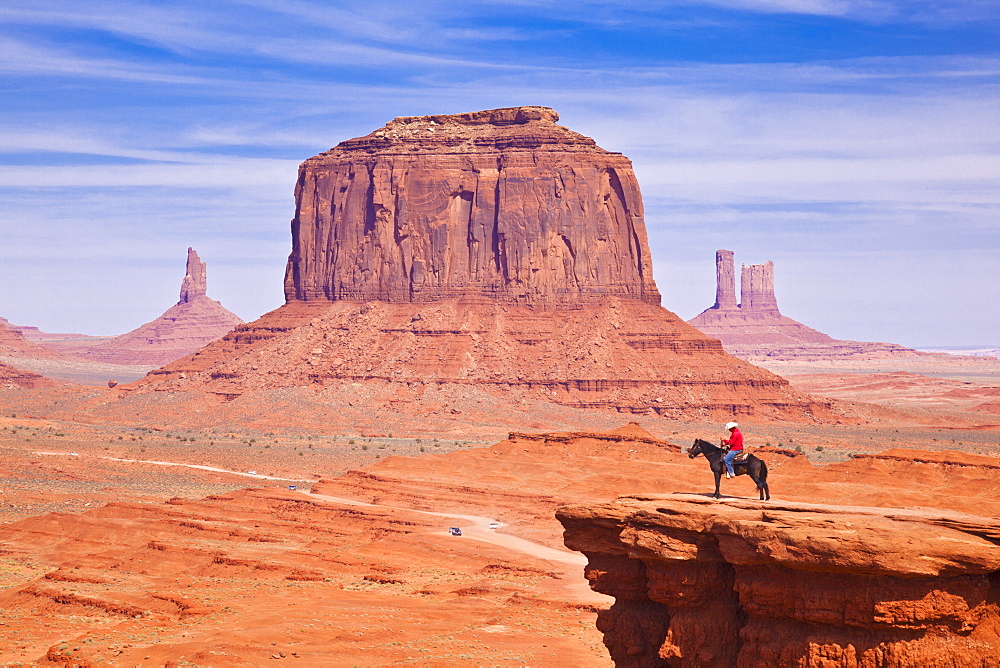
[713,467,722,499]
[758,461,770,500]
[748,468,765,500]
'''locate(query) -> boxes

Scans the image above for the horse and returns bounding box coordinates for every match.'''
[687,438,770,500]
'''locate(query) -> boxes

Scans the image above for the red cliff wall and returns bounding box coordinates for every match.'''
[284,106,660,307]
[559,495,1000,667]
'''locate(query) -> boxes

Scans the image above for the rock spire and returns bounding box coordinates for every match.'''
[179,247,207,304]
[713,249,738,309]
[740,260,778,312]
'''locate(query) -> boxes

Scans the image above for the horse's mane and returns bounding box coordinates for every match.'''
[692,438,722,453]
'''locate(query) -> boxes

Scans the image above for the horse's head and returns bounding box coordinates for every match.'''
[687,439,705,458]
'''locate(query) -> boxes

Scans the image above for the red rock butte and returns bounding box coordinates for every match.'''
[689,250,924,360]
[134,108,830,421]
[285,105,659,306]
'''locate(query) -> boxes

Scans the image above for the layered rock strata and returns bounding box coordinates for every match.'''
[128,108,830,420]
[137,296,830,420]
[689,251,927,361]
[0,317,63,359]
[0,316,101,344]
[72,248,244,366]
[285,106,659,307]
[559,494,1000,667]
[0,360,58,389]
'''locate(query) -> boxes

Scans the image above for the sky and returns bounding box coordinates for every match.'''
[1,0,998,347]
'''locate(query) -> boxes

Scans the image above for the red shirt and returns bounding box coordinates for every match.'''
[723,428,743,451]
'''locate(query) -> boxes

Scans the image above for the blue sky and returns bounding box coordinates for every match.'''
[1,0,998,346]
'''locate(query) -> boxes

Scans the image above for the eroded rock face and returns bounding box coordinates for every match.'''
[559,495,1000,667]
[0,317,63,359]
[0,360,58,389]
[179,247,207,304]
[139,296,829,420]
[285,106,660,307]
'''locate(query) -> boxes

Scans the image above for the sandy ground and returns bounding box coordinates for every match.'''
[0,350,997,665]
[1,354,156,385]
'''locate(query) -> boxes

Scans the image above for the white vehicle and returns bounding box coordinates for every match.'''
[489,522,502,530]
[247,470,257,475]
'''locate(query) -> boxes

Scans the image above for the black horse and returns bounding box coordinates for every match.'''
[687,438,770,500]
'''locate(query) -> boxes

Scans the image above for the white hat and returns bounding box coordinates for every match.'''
[725,422,739,430]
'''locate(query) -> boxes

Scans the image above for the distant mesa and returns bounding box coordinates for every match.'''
[133,107,830,421]
[689,250,930,361]
[56,248,244,367]
[0,317,64,359]
[2,316,102,344]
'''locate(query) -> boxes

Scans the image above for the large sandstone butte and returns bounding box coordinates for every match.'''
[689,250,931,361]
[285,105,659,306]
[130,107,829,421]
[559,494,1000,667]
[64,248,244,366]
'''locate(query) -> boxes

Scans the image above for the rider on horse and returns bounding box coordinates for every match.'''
[721,421,743,479]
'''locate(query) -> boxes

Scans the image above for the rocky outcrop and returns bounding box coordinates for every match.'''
[0,317,63,359]
[713,250,738,310]
[120,108,831,421]
[178,247,208,303]
[689,251,931,361]
[1,316,100,344]
[0,360,58,388]
[285,106,659,307]
[739,261,777,313]
[559,494,1000,667]
[71,248,244,366]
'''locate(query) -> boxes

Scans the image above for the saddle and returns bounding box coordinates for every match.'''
[732,450,750,463]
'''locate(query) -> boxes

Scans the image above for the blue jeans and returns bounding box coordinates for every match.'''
[723,450,739,476]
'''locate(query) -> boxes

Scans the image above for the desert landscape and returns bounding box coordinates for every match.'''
[0,102,997,668]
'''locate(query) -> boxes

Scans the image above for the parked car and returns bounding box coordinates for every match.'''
[489,522,501,530]
[448,527,462,536]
